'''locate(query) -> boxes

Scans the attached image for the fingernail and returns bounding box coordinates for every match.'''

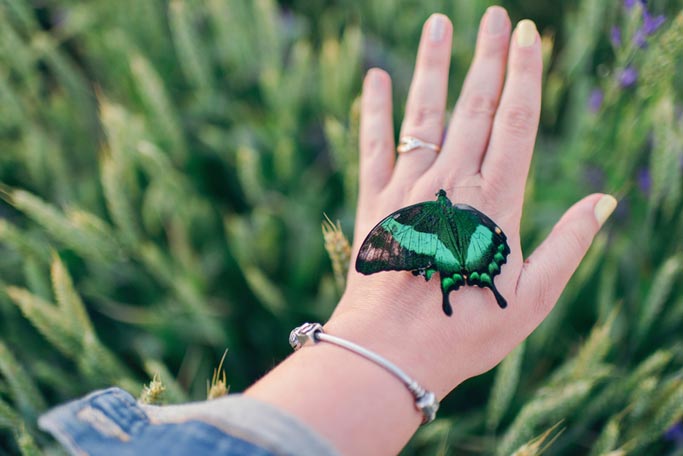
[516,19,537,47]
[367,69,382,88]
[429,14,446,42]
[594,194,618,226]
[485,7,506,35]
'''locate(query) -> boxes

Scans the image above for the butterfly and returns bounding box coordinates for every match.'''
[355,189,510,316]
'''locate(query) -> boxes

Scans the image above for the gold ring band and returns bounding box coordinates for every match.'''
[397,136,442,154]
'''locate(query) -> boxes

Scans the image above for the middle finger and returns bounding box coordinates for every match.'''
[431,6,511,178]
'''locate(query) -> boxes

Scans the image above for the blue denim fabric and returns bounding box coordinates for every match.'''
[39,388,338,456]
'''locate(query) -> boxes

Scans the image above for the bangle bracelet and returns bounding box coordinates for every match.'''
[289,322,439,424]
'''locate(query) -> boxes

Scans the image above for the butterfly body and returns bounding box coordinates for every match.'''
[355,189,510,316]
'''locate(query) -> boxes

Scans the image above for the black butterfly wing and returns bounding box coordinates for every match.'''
[448,203,510,307]
[355,202,462,275]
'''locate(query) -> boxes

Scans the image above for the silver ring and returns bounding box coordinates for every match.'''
[397,136,442,154]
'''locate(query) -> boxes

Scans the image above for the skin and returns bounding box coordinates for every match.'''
[246,7,613,455]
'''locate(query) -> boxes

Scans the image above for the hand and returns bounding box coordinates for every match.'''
[327,9,616,398]
[247,9,617,455]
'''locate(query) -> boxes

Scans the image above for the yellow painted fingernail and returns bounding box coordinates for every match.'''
[594,194,618,226]
[516,19,537,47]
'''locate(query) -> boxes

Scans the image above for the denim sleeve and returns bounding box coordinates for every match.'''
[38,387,339,456]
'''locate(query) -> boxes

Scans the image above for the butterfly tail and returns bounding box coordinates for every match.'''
[442,290,453,316]
[490,283,508,309]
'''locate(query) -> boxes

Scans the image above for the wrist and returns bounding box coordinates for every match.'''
[246,318,425,455]
[245,292,470,455]
[326,290,468,399]
[291,321,439,424]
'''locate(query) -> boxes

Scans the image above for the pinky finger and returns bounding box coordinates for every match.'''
[359,68,395,204]
[515,194,618,327]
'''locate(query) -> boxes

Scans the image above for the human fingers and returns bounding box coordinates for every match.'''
[480,20,542,213]
[390,14,452,187]
[431,6,511,178]
[514,194,617,328]
[358,68,395,206]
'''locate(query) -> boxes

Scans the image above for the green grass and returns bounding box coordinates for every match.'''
[0,0,682,454]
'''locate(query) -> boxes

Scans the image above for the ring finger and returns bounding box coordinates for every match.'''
[390,14,453,188]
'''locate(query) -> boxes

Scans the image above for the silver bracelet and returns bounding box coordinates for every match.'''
[289,322,439,424]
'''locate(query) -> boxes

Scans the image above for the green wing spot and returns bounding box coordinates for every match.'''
[488,262,500,275]
[355,189,511,316]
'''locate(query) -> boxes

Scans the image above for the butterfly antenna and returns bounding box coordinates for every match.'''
[441,185,483,194]
[490,283,508,309]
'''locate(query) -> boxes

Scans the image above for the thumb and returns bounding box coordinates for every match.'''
[515,193,618,324]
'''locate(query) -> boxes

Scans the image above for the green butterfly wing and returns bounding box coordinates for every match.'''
[355,190,510,316]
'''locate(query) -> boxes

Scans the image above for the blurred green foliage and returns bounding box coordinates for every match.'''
[0,0,682,454]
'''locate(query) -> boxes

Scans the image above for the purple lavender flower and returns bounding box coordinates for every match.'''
[642,12,666,35]
[624,0,637,10]
[664,422,683,444]
[619,67,638,88]
[588,89,604,113]
[611,26,622,47]
[637,168,651,194]
[633,12,666,47]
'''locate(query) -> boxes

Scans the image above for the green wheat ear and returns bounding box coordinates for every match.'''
[16,423,41,456]
[487,341,526,431]
[143,360,188,404]
[207,350,229,400]
[497,381,594,455]
[139,373,166,405]
[589,416,621,456]
[322,214,351,292]
[510,421,564,456]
